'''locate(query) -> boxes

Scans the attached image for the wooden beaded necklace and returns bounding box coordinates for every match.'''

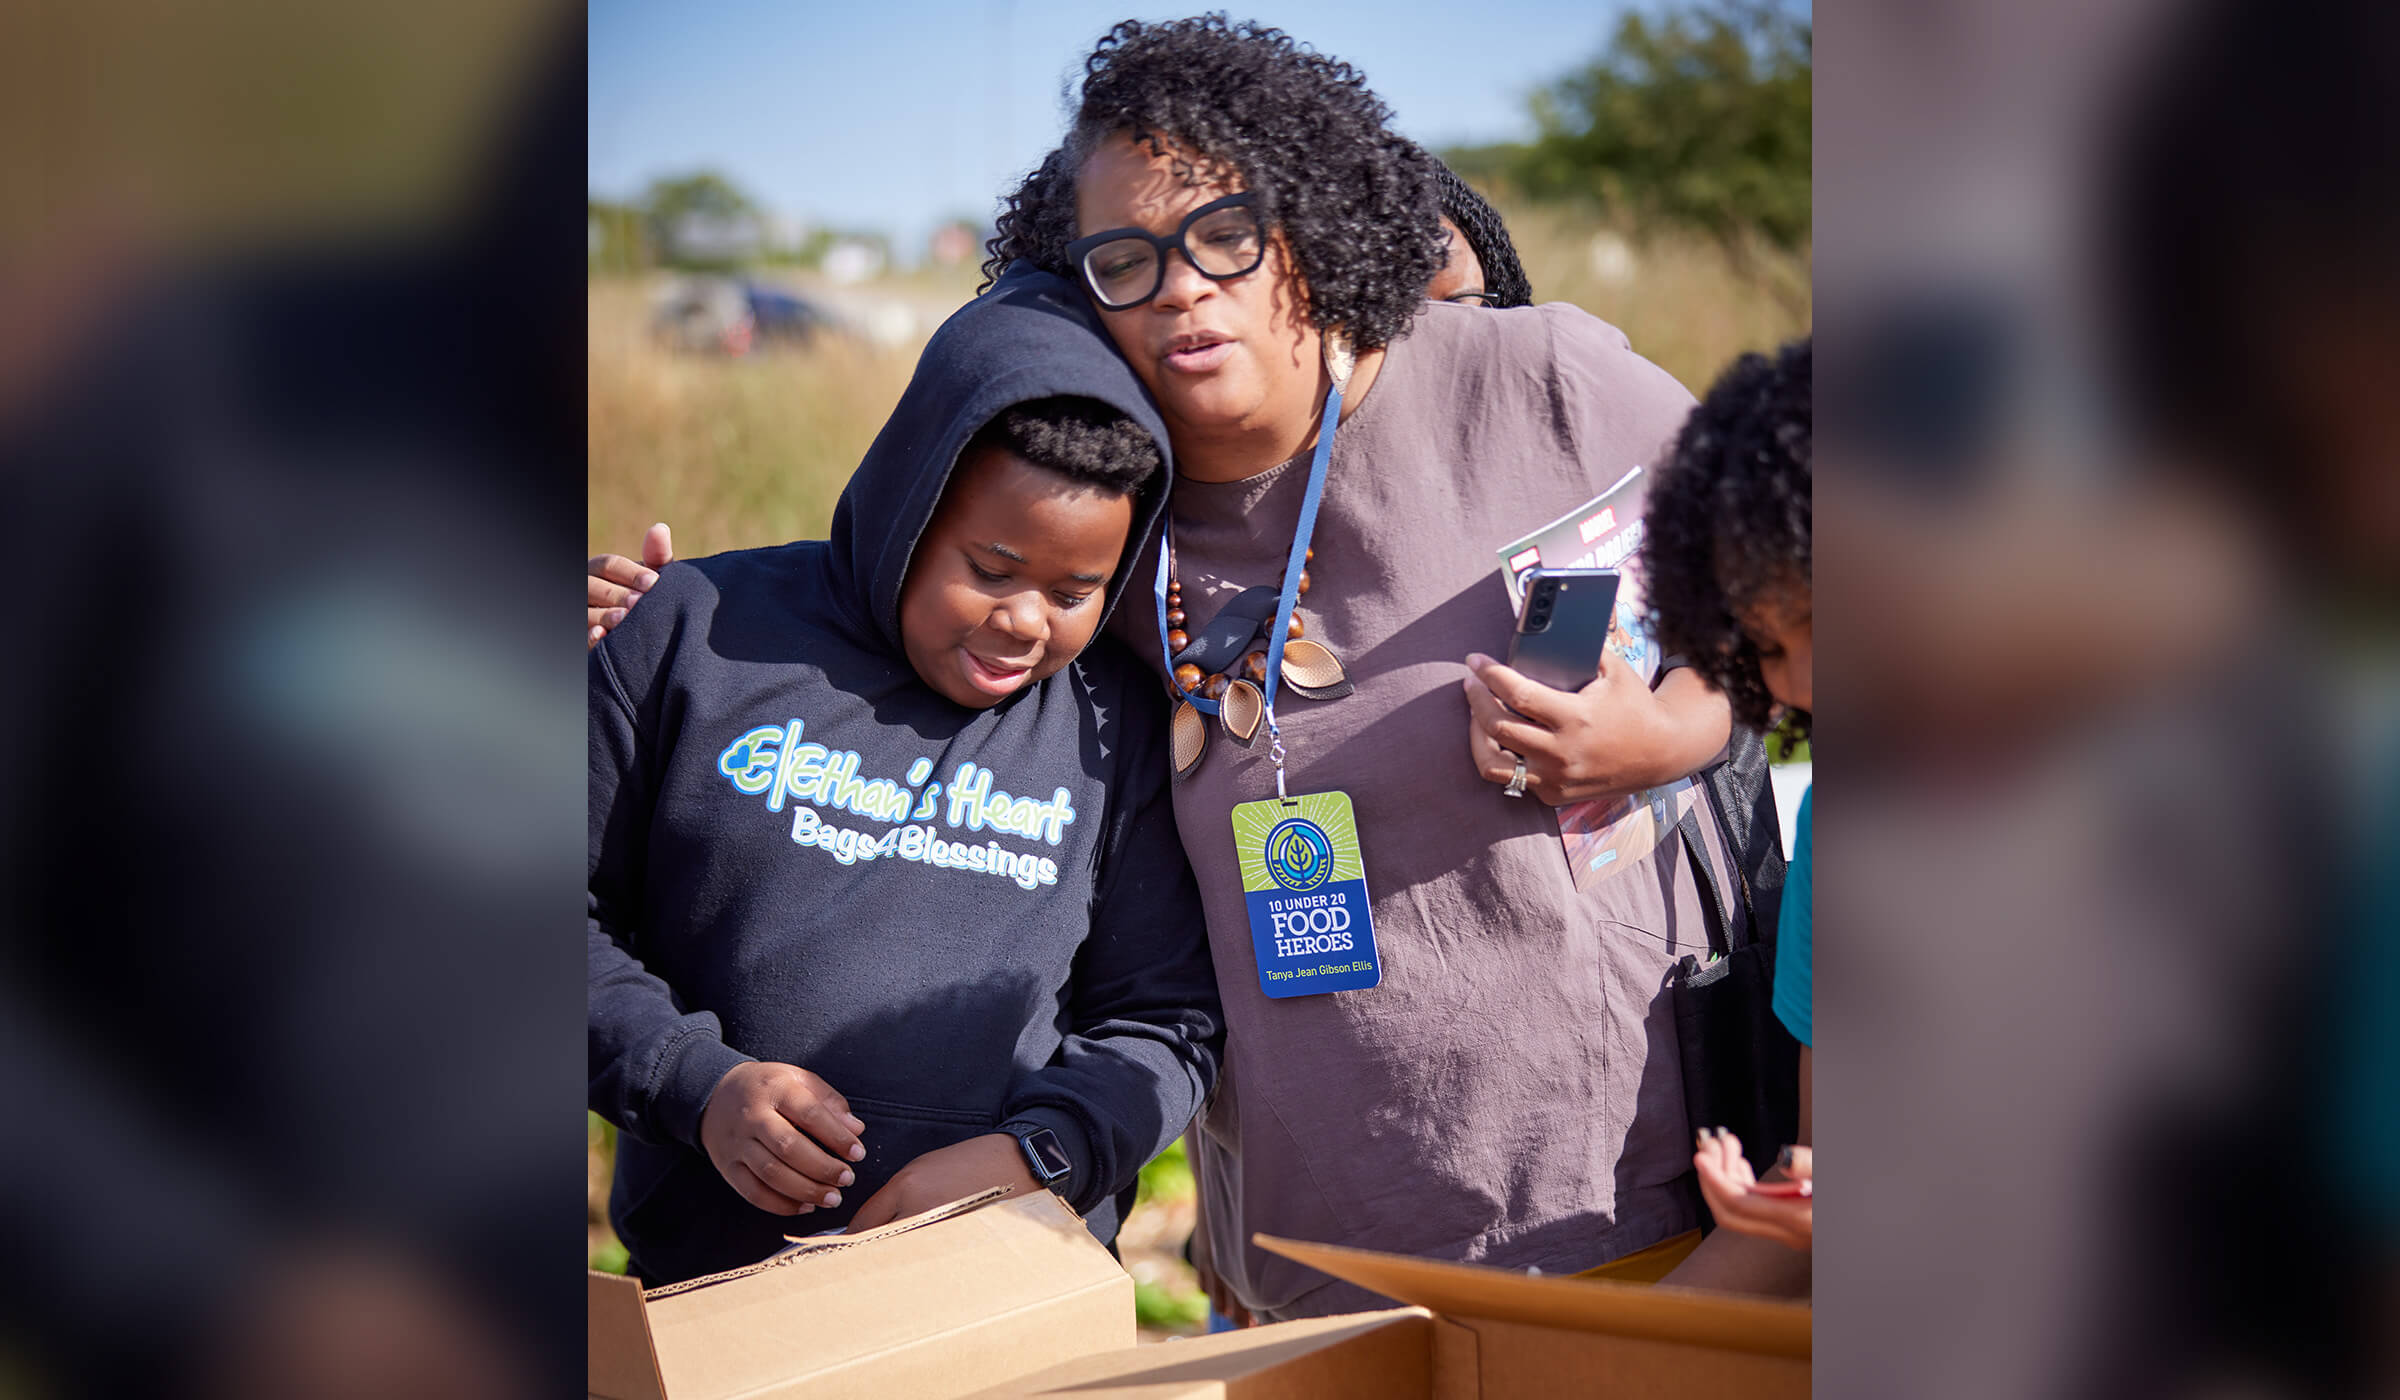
[1167,548,1312,698]
[1158,332,1359,778]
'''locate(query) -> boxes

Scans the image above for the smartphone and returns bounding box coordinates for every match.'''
[1504,568,1622,694]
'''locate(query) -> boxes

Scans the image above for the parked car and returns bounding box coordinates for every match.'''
[649,277,834,355]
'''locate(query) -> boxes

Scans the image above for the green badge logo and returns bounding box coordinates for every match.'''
[1263,817,1334,891]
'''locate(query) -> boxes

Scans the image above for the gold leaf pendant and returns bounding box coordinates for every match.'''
[1220,678,1264,746]
[1170,698,1210,777]
[1279,638,1355,701]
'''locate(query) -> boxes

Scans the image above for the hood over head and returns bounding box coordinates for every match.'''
[828,264,1172,656]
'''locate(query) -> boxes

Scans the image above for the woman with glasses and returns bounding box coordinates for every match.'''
[981,18,1765,1324]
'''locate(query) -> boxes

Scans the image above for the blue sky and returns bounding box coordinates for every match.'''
[589,0,1645,256]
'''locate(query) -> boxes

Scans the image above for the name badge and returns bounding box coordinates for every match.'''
[1230,791,1380,998]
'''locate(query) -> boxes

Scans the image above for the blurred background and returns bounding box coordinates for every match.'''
[1816,0,2398,1393]
[2,2,587,1396]
[584,0,1811,1335]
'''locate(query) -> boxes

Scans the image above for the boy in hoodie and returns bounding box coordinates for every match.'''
[589,267,1223,1286]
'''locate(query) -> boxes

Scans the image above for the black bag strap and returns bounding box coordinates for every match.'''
[1677,802,1733,960]
[1701,728,1787,948]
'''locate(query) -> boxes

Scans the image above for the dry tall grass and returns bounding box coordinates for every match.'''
[587,279,928,563]
[1499,202,1811,396]
[585,212,1808,562]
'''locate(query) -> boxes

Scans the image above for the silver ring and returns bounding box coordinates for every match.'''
[1502,757,1529,798]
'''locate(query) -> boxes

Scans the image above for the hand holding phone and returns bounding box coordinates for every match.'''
[1504,569,1622,694]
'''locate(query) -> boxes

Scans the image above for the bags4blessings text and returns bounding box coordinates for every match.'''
[718,720,1073,891]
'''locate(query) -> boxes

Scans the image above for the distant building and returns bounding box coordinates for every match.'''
[928,223,977,267]
[822,240,886,285]
[763,212,813,259]
[669,211,767,264]
[1587,231,1638,284]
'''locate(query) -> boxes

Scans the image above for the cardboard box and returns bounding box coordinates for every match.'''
[964,1234,1808,1400]
[1258,1232,1809,1399]
[587,1187,1132,1400]
[955,1308,1436,1400]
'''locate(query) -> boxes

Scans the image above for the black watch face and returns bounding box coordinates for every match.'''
[1026,1130,1072,1181]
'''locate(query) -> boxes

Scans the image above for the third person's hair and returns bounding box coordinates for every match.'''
[1643,339,1813,736]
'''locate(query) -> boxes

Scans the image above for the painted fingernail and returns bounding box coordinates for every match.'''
[837,1169,855,1187]
[1775,1145,1795,1169]
[822,1190,841,1208]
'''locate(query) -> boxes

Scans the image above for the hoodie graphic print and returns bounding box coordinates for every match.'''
[589,268,1222,1285]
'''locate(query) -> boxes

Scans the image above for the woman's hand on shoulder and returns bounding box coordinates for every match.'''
[1461,651,1730,805]
[588,522,674,648]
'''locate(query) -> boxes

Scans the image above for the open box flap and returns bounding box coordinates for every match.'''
[637,1185,1014,1300]
[589,1269,667,1400]
[1253,1234,1808,1360]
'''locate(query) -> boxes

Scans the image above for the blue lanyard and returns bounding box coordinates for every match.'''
[1154,380,1343,718]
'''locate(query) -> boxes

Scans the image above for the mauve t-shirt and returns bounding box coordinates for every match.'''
[1112,300,1738,1318]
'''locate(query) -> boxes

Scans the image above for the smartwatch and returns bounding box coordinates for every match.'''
[1015,1127,1073,1195]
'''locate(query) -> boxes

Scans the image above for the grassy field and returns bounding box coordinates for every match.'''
[587,208,1809,561]
[585,207,1809,1331]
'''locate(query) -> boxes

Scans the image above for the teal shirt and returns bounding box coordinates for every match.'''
[1773,787,1812,1047]
[2342,743,2397,1229]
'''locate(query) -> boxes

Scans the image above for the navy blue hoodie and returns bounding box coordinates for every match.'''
[589,267,1222,1284]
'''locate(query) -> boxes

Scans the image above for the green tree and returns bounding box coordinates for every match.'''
[588,196,650,275]
[1510,1,1811,248]
[643,171,763,270]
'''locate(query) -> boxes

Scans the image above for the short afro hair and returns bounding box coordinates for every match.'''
[983,15,1448,352]
[1644,339,1812,738]
[965,395,1163,497]
[1431,160,1533,309]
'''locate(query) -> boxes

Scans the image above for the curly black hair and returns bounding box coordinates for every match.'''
[966,395,1163,496]
[1431,159,1533,308]
[982,15,1448,352]
[1644,339,1812,738]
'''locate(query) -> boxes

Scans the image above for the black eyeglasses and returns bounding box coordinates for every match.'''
[1066,192,1267,311]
